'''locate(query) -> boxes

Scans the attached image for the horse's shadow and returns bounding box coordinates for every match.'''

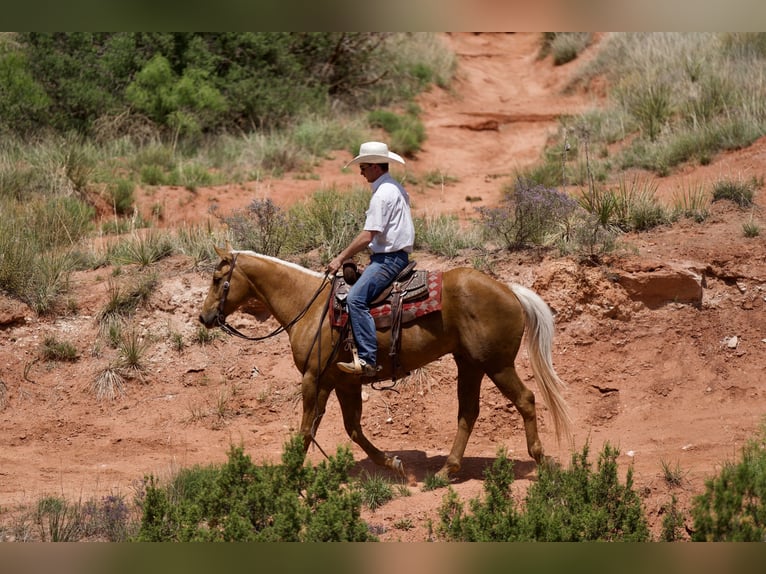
[351,449,538,484]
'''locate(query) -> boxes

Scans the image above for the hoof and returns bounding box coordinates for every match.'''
[389,455,405,477]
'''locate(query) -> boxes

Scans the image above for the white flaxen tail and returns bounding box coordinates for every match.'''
[511,283,573,446]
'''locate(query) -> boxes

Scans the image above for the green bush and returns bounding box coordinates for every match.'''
[438,443,650,541]
[134,437,375,541]
[366,106,426,157]
[691,423,766,541]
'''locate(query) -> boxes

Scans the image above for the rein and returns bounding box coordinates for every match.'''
[215,253,331,342]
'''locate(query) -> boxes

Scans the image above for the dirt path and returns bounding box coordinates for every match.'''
[1,33,765,542]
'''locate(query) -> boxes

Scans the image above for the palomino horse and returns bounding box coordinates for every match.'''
[198,246,572,478]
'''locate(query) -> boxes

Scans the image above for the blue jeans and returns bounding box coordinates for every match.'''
[346,251,409,366]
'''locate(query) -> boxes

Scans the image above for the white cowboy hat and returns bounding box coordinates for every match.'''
[345,141,405,167]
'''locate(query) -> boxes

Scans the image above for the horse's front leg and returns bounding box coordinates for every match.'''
[299,372,333,454]
[334,383,406,478]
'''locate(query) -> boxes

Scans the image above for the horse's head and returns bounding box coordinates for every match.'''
[198,244,255,328]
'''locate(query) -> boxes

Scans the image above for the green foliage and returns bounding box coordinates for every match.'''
[4,33,449,141]
[743,220,761,238]
[134,437,375,541]
[439,443,650,541]
[422,472,450,492]
[367,106,426,157]
[660,495,687,541]
[691,424,766,541]
[0,46,50,134]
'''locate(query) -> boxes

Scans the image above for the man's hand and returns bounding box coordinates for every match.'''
[326,256,344,275]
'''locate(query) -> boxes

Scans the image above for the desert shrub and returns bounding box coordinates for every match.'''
[477,179,579,250]
[691,423,766,541]
[134,436,375,542]
[538,33,592,66]
[660,495,686,541]
[438,443,650,542]
[216,198,289,257]
[107,179,135,215]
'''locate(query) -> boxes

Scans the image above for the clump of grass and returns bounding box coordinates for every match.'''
[671,182,710,222]
[97,273,158,330]
[743,219,761,237]
[116,328,150,379]
[35,496,94,542]
[215,198,289,257]
[712,177,756,207]
[107,179,135,216]
[92,366,126,400]
[416,214,483,258]
[285,186,370,262]
[40,335,79,362]
[358,472,395,511]
[660,459,687,487]
[422,472,450,492]
[577,175,669,232]
[366,105,426,157]
[193,325,219,346]
[108,230,175,267]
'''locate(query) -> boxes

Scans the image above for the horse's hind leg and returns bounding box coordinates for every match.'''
[334,385,404,476]
[437,355,483,479]
[489,366,544,464]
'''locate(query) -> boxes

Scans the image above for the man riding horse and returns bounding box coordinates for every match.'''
[325,141,415,378]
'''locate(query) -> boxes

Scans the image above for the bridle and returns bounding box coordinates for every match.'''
[214,252,332,344]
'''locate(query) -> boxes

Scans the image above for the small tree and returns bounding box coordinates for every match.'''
[691,424,766,541]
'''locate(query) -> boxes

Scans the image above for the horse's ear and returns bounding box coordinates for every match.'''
[214,245,229,260]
